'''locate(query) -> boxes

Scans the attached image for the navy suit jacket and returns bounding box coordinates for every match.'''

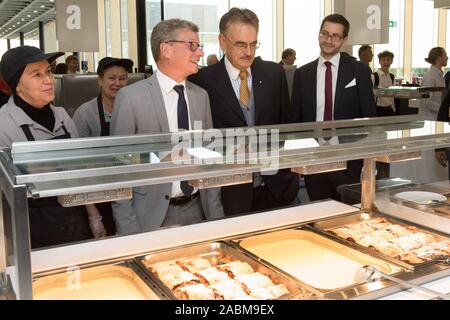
[190,58,299,215]
[291,55,376,122]
[291,55,377,179]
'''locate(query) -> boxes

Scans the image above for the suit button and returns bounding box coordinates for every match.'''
[165,195,170,200]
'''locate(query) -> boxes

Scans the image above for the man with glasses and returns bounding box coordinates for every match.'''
[110,19,224,235]
[291,14,376,202]
[190,8,299,216]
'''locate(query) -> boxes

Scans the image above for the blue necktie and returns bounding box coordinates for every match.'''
[173,85,193,196]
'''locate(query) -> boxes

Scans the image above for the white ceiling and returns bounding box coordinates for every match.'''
[0,0,55,40]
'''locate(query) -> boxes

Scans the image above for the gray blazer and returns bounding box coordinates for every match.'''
[110,74,224,234]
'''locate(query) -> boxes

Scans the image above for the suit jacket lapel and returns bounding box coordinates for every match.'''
[251,62,266,125]
[334,56,347,117]
[311,59,318,121]
[186,81,200,128]
[147,75,170,133]
[213,60,246,123]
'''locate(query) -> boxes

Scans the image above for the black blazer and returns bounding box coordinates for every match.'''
[190,58,299,215]
[437,87,450,122]
[291,55,377,122]
[291,55,376,179]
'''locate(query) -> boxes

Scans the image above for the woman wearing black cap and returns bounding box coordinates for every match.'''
[72,57,133,236]
[0,46,100,248]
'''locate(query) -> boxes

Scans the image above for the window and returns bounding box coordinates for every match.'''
[373,0,405,78]
[284,0,324,67]
[164,0,225,66]
[121,0,129,58]
[411,0,438,77]
[146,0,162,69]
[105,0,112,56]
[229,0,276,62]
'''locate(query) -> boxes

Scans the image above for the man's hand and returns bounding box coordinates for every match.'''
[435,150,448,168]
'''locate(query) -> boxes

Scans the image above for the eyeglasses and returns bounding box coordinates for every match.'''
[165,40,203,52]
[222,34,261,50]
[319,31,344,42]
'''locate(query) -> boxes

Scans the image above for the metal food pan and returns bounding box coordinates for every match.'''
[310,212,450,270]
[231,229,398,295]
[33,263,159,300]
[135,241,315,300]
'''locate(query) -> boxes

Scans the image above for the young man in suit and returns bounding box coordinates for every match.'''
[291,14,376,201]
[190,8,299,216]
[110,19,224,235]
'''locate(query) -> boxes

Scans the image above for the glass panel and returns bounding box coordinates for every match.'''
[373,0,405,79]
[284,0,324,67]
[9,119,450,182]
[411,0,438,79]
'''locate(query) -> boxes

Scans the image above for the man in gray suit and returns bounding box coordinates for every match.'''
[111,19,224,235]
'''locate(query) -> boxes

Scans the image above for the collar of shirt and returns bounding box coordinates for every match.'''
[224,55,252,81]
[156,70,187,95]
[430,65,444,76]
[318,52,341,69]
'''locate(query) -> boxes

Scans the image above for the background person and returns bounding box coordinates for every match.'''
[66,55,79,74]
[73,57,134,236]
[420,47,448,120]
[279,48,296,66]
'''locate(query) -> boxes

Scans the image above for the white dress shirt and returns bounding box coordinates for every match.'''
[156,70,197,198]
[374,69,395,108]
[224,56,253,99]
[316,53,340,122]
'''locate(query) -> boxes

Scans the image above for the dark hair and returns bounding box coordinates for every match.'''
[282,48,296,60]
[358,45,372,58]
[150,18,199,63]
[54,63,68,74]
[320,14,350,38]
[425,47,445,65]
[219,7,259,35]
[378,50,394,60]
[65,55,78,64]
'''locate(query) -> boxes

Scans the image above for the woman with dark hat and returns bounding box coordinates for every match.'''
[73,57,133,235]
[0,46,104,248]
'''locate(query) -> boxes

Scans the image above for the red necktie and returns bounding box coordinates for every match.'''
[324,61,333,121]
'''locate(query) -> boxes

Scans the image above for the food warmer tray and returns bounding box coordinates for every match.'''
[134,241,316,300]
[308,212,450,271]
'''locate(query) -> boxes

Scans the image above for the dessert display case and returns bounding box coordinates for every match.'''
[1,115,450,300]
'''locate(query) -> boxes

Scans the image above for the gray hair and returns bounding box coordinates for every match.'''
[151,18,199,62]
[219,7,259,35]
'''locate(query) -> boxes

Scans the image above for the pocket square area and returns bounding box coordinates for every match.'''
[345,78,356,88]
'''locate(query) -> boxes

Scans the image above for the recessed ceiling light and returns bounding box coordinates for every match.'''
[41,5,45,8]
[34,10,37,13]
[27,15,31,17]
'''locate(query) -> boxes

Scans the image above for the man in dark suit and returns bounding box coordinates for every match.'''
[190,7,299,216]
[291,14,376,201]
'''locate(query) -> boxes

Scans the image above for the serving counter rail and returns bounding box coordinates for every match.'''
[1,115,450,300]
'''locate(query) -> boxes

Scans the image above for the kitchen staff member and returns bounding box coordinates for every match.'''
[73,57,133,235]
[0,46,105,248]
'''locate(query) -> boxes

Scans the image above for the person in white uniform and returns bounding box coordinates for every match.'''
[0,46,105,248]
[421,47,448,120]
[73,57,133,137]
[73,57,133,236]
